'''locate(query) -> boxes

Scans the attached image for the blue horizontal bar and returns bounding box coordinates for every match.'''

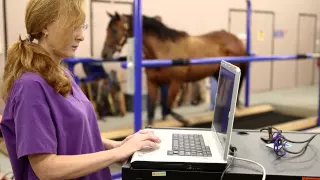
[63,58,103,65]
[121,53,320,69]
[63,57,124,65]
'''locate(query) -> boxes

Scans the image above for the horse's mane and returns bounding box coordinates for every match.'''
[125,15,188,42]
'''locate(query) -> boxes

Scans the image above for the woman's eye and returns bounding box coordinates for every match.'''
[74,24,88,30]
[82,24,88,30]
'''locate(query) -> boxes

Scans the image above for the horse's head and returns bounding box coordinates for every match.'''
[102,11,132,60]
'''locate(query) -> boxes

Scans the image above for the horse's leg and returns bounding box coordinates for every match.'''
[147,80,159,125]
[177,84,188,106]
[167,81,189,126]
[191,81,205,105]
[160,84,170,120]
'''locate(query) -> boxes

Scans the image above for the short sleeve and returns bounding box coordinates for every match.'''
[13,79,57,159]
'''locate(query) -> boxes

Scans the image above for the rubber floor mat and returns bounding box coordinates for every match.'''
[193,111,303,130]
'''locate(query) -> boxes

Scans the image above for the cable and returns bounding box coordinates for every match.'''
[220,154,235,180]
[283,134,317,143]
[220,145,237,180]
[283,137,313,155]
[275,133,318,157]
[220,151,265,180]
[230,156,266,180]
[261,126,319,157]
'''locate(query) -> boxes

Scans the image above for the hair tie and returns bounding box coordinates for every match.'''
[25,34,34,43]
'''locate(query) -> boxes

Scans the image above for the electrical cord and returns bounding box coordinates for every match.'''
[283,134,317,143]
[231,156,266,180]
[219,153,235,180]
[220,146,265,180]
[219,146,237,180]
[273,132,318,157]
[262,126,318,157]
[283,136,314,155]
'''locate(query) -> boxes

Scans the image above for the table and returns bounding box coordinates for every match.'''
[122,128,320,180]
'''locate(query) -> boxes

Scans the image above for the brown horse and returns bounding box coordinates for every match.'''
[102,12,248,126]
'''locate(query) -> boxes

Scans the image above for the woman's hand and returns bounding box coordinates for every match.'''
[116,131,161,161]
[102,129,154,150]
[119,129,153,147]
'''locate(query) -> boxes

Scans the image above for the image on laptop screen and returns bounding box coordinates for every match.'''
[212,65,235,150]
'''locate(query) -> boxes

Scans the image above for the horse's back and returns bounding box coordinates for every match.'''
[199,30,246,56]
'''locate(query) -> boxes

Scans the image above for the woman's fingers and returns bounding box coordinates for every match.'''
[140,140,158,149]
[138,129,153,134]
[138,133,161,143]
[125,135,133,140]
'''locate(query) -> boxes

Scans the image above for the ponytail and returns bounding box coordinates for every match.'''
[1,35,72,102]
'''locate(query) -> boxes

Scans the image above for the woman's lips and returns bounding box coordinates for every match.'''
[72,46,78,51]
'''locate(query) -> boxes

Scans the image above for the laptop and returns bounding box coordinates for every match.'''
[130,60,241,172]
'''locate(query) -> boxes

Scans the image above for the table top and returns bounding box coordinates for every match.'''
[123,128,320,179]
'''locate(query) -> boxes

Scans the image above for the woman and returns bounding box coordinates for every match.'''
[0,0,160,179]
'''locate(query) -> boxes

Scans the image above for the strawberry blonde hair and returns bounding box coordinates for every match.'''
[1,0,86,102]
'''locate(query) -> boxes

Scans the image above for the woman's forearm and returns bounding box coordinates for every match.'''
[29,148,123,180]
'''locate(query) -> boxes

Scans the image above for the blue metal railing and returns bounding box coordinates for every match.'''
[120,54,318,68]
[133,0,143,133]
[245,0,252,107]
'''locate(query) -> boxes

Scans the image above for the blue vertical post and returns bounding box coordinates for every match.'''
[134,0,143,132]
[245,0,252,107]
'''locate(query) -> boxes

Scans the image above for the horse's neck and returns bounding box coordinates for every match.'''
[142,34,219,59]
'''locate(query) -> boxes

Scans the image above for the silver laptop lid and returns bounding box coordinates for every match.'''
[211,60,241,161]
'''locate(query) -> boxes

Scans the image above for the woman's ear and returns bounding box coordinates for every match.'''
[41,28,49,37]
[41,23,52,37]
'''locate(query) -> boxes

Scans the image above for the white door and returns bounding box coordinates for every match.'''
[296,14,317,87]
[229,11,274,93]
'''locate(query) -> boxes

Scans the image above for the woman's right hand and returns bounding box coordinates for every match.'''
[117,131,161,161]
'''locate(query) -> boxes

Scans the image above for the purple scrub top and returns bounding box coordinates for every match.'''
[0,71,112,180]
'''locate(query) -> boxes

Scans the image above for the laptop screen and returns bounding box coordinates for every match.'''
[212,65,236,152]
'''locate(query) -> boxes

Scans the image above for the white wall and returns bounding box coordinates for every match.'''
[73,0,92,78]
[6,0,28,51]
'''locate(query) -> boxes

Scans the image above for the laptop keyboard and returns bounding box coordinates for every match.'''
[167,134,212,157]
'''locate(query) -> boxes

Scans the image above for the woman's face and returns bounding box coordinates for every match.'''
[42,19,86,60]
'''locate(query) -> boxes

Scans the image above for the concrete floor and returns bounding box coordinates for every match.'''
[247,85,318,117]
[0,84,319,179]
